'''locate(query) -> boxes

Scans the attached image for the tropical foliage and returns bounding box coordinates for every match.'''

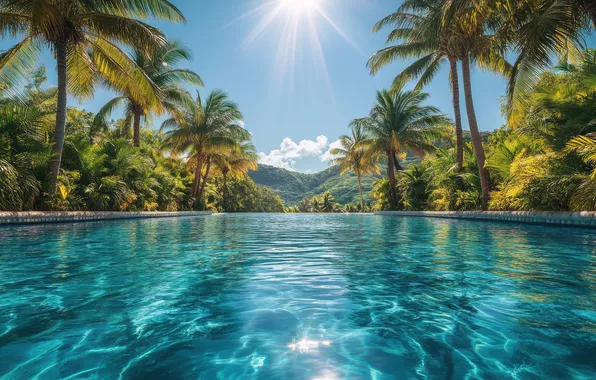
[161,90,249,210]
[351,87,451,210]
[0,0,186,204]
[0,69,277,213]
[95,40,203,147]
[248,164,387,206]
[287,191,362,213]
[2,0,596,213]
[330,124,379,211]
[364,0,596,212]
[368,52,596,212]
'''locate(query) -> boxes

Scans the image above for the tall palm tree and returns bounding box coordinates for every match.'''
[330,124,379,211]
[95,40,203,147]
[368,0,466,176]
[161,90,247,209]
[369,0,510,209]
[0,0,185,202]
[452,2,515,209]
[354,87,450,210]
[212,135,258,211]
[492,0,587,125]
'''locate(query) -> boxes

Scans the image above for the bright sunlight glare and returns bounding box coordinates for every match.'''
[280,0,319,13]
[232,0,358,93]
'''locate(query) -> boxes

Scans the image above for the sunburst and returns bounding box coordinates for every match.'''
[235,0,357,91]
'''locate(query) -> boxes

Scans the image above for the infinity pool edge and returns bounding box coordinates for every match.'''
[0,211,213,225]
[375,210,596,229]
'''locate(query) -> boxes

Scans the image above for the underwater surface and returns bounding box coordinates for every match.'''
[1,214,595,379]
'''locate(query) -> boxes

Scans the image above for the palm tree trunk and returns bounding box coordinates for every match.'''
[198,156,212,210]
[461,54,490,210]
[392,152,404,209]
[387,151,397,210]
[392,152,403,171]
[222,170,229,211]
[132,106,142,147]
[191,153,203,200]
[357,171,364,212]
[46,38,68,207]
[585,0,596,28]
[449,56,464,177]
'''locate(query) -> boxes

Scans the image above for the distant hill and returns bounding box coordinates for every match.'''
[249,165,382,206]
[249,130,494,206]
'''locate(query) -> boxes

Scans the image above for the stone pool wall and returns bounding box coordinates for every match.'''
[375,211,596,228]
[0,211,212,225]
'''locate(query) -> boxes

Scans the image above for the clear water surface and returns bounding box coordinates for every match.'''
[1,214,595,379]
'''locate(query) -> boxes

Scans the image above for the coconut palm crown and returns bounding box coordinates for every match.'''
[95,40,203,147]
[330,124,379,211]
[161,90,248,209]
[0,0,186,204]
[354,87,450,210]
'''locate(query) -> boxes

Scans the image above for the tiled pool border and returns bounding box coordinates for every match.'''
[0,211,212,225]
[375,211,596,228]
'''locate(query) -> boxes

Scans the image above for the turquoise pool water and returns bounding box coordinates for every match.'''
[1,214,595,379]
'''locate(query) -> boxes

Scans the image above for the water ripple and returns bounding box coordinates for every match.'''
[0,214,595,379]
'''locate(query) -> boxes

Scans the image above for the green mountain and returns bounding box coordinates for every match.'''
[248,165,382,206]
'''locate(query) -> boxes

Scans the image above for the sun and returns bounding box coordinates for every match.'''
[234,0,358,91]
[280,0,319,13]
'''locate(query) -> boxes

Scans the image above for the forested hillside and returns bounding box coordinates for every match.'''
[249,165,382,205]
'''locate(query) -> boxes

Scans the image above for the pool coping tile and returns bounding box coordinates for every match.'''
[375,211,596,229]
[0,211,212,225]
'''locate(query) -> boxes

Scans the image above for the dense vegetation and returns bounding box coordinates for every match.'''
[286,191,355,213]
[0,67,280,212]
[0,0,284,213]
[1,0,595,213]
[358,0,596,212]
[248,164,382,206]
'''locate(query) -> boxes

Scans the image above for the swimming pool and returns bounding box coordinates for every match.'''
[1,214,595,379]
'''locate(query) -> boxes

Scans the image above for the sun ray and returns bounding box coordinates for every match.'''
[273,11,300,91]
[242,3,285,47]
[218,1,279,32]
[242,0,357,90]
[306,8,333,96]
[311,3,362,54]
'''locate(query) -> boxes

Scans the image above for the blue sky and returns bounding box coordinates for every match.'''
[1,0,514,173]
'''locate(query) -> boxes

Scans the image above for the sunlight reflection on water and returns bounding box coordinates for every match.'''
[0,214,595,379]
[288,338,332,353]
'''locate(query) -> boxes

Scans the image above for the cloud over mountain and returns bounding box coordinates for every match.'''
[259,135,340,170]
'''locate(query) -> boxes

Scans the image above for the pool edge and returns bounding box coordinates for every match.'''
[374,211,596,229]
[0,211,213,225]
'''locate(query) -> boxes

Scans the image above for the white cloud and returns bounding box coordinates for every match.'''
[258,135,329,171]
[321,139,342,162]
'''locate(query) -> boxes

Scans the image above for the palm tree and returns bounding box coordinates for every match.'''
[212,135,258,212]
[495,0,588,126]
[0,0,185,202]
[369,0,510,210]
[368,0,466,176]
[95,40,203,147]
[161,90,247,209]
[330,124,379,211]
[439,0,511,210]
[311,196,322,212]
[354,87,450,210]
[298,198,311,213]
[321,191,336,213]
